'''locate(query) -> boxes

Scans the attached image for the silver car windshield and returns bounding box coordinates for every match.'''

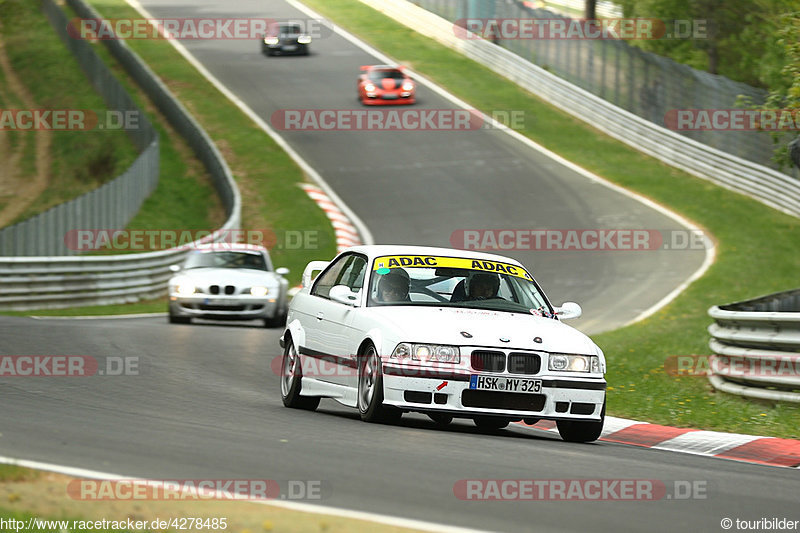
[183,251,268,271]
[367,255,552,315]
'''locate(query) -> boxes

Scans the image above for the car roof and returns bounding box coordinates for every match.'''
[339,245,526,267]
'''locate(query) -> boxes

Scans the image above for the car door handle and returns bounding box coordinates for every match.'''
[316,312,324,321]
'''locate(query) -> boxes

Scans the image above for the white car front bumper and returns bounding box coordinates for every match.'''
[382,363,605,421]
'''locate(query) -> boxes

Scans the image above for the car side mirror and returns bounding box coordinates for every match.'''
[276,267,289,276]
[169,264,181,273]
[329,285,359,306]
[554,302,582,320]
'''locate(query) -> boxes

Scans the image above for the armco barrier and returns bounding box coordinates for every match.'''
[0,0,159,257]
[0,0,241,310]
[362,0,800,218]
[708,289,800,402]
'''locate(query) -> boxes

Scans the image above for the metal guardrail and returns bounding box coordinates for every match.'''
[0,0,160,256]
[708,289,800,402]
[0,0,241,310]
[371,0,800,218]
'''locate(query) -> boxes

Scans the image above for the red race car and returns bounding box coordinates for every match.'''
[357,65,416,105]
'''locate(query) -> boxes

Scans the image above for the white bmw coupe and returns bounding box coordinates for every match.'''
[280,245,606,442]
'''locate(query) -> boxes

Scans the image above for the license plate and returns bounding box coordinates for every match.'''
[470,375,542,393]
[381,94,399,100]
[282,45,297,51]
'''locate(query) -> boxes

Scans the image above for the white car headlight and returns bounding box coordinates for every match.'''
[364,83,376,92]
[264,36,279,45]
[391,343,460,364]
[297,35,311,44]
[402,81,414,91]
[250,286,269,297]
[548,353,599,373]
[175,282,196,296]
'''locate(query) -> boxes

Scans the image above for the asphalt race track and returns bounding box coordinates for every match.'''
[2,315,799,532]
[2,1,795,532]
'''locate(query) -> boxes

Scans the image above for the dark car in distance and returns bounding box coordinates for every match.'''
[261,22,311,56]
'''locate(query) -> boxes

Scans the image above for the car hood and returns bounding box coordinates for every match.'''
[172,268,280,286]
[365,306,599,354]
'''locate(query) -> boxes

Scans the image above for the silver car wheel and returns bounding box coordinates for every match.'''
[281,342,298,398]
[358,346,378,411]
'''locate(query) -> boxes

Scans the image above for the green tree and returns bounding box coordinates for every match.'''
[618,0,792,88]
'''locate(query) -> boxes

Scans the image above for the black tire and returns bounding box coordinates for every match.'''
[473,416,510,430]
[556,400,605,443]
[357,344,401,423]
[280,339,320,410]
[428,413,453,426]
[263,311,286,328]
[168,314,190,324]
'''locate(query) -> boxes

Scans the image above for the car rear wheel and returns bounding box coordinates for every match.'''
[556,400,605,443]
[280,339,320,410]
[473,416,510,430]
[358,344,401,423]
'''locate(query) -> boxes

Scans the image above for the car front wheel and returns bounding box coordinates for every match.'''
[280,339,320,410]
[556,400,605,443]
[357,344,400,423]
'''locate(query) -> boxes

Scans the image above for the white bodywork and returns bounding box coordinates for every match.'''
[282,245,606,423]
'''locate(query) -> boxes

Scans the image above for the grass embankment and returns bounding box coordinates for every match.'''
[0,0,140,226]
[0,465,422,532]
[300,0,800,438]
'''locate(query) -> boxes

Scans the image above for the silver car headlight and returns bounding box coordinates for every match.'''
[250,286,269,297]
[174,282,196,296]
[391,343,460,364]
[548,353,599,373]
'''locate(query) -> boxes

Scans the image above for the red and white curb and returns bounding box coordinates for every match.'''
[288,184,365,297]
[301,183,363,252]
[520,417,800,468]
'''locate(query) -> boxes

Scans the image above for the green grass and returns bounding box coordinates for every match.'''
[0,297,167,317]
[299,0,800,438]
[77,0,337,281]
[0,0,140,226]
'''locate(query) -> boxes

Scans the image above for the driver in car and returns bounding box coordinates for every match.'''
[467,272,501,300]
[377,268,410,302]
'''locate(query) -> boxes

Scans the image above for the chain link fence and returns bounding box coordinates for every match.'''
[0,0,160,256]
[416,0,797,178]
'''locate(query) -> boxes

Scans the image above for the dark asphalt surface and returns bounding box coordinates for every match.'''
[1,315,799,532]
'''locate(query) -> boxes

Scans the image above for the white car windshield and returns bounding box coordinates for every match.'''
[367,255,552,315]
[183,250,267,271]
